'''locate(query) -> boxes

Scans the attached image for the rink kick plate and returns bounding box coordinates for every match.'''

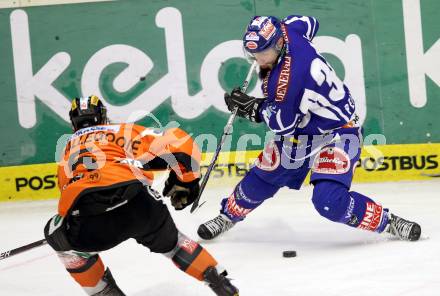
[0,143,439,202]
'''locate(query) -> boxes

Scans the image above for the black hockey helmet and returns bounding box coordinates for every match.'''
[69,95,107,131]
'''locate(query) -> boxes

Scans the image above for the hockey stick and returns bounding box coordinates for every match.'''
[190,61,258,213]
[0,239,47,261]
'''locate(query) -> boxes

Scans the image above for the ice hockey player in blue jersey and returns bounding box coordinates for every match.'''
[198,15,422,242]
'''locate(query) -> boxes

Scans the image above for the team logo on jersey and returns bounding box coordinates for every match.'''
[245,41,258,50]
[255,140,280,171]
[358,202,383,231]
[260,21,276,40]
[312,147,350,174]
[245,31,260,41]
[276,56,292,102]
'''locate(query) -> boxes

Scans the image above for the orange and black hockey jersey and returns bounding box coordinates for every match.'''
[57,123,201,217]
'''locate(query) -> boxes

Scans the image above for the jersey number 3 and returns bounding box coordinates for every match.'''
[299,58,349,125]
[310,58,345,101]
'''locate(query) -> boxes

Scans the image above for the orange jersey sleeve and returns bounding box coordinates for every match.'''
[135,127,201,182]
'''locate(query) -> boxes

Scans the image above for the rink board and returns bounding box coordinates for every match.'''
[1,1,439,169]
[0,143,438,202]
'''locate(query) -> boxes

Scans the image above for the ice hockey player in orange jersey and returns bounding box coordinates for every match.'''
[44,95,239,296]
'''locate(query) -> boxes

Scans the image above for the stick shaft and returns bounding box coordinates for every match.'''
[0,239,47,261]
[190,61,257,213]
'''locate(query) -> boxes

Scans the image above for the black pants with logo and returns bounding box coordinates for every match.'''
[66,183,178,254]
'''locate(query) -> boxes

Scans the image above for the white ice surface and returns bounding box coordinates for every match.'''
[0,180,439,296]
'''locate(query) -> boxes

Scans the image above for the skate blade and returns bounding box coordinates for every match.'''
[385,233,429,242]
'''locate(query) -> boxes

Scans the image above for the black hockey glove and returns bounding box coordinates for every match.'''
[44,214,73,251]
[224,87,265,122]
[162,170,200,211]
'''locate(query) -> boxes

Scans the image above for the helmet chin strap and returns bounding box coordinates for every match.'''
[274,44,286,65]
[275,37,286,53]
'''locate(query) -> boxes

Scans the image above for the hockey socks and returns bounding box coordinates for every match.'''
[220,170,279,222]
[350,191,389,233]
[165,232,218,281]
[164,232,239,295]
[313,181,422,240]
[57,251,124,295]
[312,180,389,233]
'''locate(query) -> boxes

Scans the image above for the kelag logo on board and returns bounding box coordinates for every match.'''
[9,7,367,128]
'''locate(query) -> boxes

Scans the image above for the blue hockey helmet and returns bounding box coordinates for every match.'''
[243,16,282,54]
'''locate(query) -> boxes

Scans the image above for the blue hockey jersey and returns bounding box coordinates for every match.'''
[258,15,357,136]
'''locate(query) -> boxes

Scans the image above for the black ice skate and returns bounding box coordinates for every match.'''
[198,214,235,240]
[93,268,126,296]
[386,213,421,241]
[203,266,239,296]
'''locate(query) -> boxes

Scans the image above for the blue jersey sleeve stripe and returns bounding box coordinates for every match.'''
[304,17,312,40]
[310,17,317,39]
[284,15,317,41]
[267,111,303,135]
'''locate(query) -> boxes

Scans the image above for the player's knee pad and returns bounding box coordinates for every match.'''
[136,212,178,253]
[312,180,352,222]
[165,231,217,281]
[313,182,390,232]
[57,251,106,293]
[44,214,72,251]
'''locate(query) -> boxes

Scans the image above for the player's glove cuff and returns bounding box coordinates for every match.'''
[162,171,200,211]
[224,87,264,122]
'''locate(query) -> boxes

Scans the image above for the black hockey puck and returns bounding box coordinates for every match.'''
[283,250,297,258]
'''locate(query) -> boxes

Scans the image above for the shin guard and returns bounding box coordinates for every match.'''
[57,251,107,295]
[165,232,218,281]
[313,181,389,233]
